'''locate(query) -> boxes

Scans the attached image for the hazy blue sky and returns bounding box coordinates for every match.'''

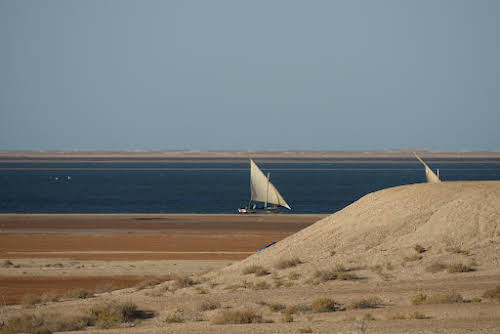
[1,0,499,150]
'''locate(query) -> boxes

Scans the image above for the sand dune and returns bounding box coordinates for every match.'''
[223,181,500,280]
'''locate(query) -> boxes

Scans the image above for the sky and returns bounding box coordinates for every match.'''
[1,0,499,151]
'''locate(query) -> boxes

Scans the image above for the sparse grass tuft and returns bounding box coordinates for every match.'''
[425,262,447,273]
[414,245,427,253]
[1,312,88,333]
[284,304,311,315]
[288,272,301,280]
[311,265,357,284]
[412,292,463,305]
[311,298,339,313]
[362,313,375,321]
[269,303,286,312]
[65,288,93,299]
[403,254,423,262]
[389,311,429,320]
[88,300,147,329]
[164,313,184,323]
[445,246,470,255]
[195,286,208,294]
[199,300,221,311]
[253,280,271,290]
[242,265,270,276]
[174,275,197,288]
[212,309,263,325]
[274,257,302,269]
[298,327,313,333]
[280,313,294,322]
[21,294,41,308]
[482,286,500,300]
[135,279,161,291]
[347,297,382,310]
[447,263,473,273]
[1,259,14,268]
[40,291,60,303]
[409,311,429,319]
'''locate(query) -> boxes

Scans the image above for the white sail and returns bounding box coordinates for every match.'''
[414,153,441,183]
[249,159,291,209]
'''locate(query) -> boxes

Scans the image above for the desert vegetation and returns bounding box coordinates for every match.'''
[446,263,473,273]
[242,265,270,276]
[198,300,221,311]
[274,257,302,269]
[412,292,464,305]
[347,297,383,310]
[482,286,500,300]
[211,309,264,325]
[311,298,339,313]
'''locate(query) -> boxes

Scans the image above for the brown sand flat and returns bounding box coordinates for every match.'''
[0,213,324,233]
[0,214,323,304]
[0,233,288,260]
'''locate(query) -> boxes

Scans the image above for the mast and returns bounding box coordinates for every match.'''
[265,172,270,208]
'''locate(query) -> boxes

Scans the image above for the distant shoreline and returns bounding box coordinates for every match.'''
[1,149,500,163]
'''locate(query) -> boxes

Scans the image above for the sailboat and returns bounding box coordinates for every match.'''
[414,152,441,183]
[238,159,292,214]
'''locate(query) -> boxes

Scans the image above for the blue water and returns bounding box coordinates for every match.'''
[1,162,499,214]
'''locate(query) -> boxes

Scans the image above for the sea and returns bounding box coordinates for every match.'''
[1,161,500,214]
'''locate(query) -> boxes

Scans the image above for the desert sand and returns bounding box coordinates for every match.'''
[1,183,500,333]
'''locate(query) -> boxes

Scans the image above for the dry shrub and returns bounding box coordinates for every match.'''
[1,259,14,268]
[311,298,339,313]
[445,246,470,255]
[284,304,310,315]
[164,313,184,323]
[403,254,423,262]
[391,311,428,320]
[22,294,42,308]
[425,262,447,273]
[40,291,59,303]
[195,286,208,294]
[242,265,270,276]
[482,286,500,300]
[362,313,375,321]
[299,327,313,333]
[199,300,221,311]
[88,300,148,329]
[254,280,271,290]
[414,245,427,253]
[288,272,301,280]
[269,303,286,312]
[280,313,294,322]
[274,257,302,269]
[409,311,429,319]
[347,297,382,310]
[174,275,196,288]
[389,313,406,320]
[212,309,263,325]
[65,288,93,299]
[447,263,473,273]
[312,266,357,283]
[412,292,463,305]
[1,312,88,333]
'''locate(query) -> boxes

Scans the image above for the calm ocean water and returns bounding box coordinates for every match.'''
[1,161,500,214]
